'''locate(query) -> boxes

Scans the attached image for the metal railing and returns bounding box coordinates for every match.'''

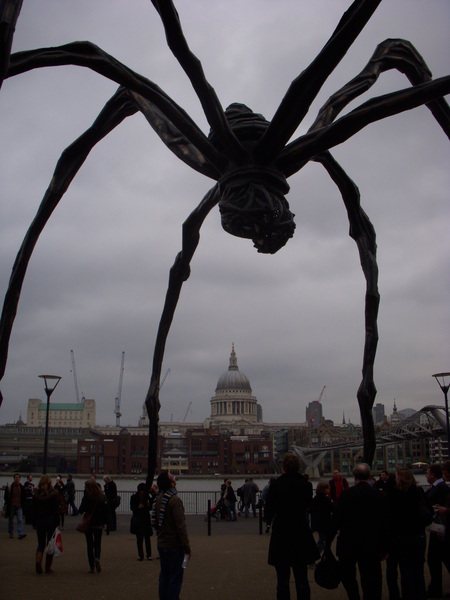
[73,490,223,515]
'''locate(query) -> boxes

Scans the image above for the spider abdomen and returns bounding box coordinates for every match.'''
[212,104,296,254]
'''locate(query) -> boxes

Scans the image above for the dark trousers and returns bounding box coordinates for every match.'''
[68,497,78,516]
[106,506,116,533]
[396,534,426,600]
[386,548,401,600]
[339,552,382,600]
[85,527,103,570]
[36,516,56,553]
[136,532,151,559]
[427,533,450,595]
[274,562,310,600]
[158,546,184,600]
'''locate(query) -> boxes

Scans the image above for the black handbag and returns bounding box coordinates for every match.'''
[314,548,341,590]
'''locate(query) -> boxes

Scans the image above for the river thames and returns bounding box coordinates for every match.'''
[0,472,429,493]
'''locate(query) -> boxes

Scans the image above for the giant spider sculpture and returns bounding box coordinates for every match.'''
[0,0,449,482]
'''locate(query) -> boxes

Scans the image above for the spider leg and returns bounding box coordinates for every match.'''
[151,0,246,164]
[130,91,222,179]
[255,0,382,164]
[144,184,221,486]
[0,87,139,401]
[315,151,378,466]
[278,76,450,177]
[0,0,22,89]
[310,38,450,136]
[7,42,226,172]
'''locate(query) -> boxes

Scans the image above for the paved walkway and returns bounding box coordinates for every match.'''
[2,513,450,600]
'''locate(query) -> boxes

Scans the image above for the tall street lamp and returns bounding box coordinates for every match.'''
[432,372,450,459]
[39,374,62,474]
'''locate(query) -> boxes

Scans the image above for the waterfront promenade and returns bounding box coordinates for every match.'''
[2,513,450,600]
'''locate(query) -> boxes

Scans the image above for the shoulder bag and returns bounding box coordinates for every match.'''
[76,512,93,533]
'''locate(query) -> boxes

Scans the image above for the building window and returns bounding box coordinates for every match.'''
[207,440,218,453]
[191,439,202,452]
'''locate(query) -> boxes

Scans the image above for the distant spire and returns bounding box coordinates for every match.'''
[342,411,346,425]
[229,343,238,371]
[393,399,397,413]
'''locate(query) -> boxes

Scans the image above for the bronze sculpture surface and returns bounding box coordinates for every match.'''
[0,1,448,481]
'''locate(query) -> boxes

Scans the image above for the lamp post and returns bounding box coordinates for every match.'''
[432,372,450,459]
[39,374,62,474]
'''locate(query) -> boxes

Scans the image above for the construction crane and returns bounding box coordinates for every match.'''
[140,368,170,423]
[70,349,84,403]
[308,385,326,427]
[114,351,125,427]
[159,368,171,391]
[182,401,192,423]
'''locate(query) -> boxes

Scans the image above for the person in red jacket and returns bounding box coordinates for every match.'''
[328,470,349,503]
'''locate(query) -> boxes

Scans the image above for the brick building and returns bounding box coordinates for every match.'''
[76,427,273,476]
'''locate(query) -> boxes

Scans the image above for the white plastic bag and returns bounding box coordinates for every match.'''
[47,527,63,557]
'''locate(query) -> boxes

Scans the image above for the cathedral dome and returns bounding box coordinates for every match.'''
[216,344,252,393]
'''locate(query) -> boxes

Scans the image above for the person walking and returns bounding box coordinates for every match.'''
[4,472,27,539]
[130,482,154,561]
[103,475,118,534]
[152,471,191,600]
[265,452,319,600]
[31,474,59,574]
[65,474,79,516]
[23,474,35,524]
[325,462,390,600]
[78,479,107,574]
[243,477,259,518]
[54,475,68,529]
[223,479,237,522]
[387,467,431,600]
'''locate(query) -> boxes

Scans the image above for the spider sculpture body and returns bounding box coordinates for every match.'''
[0,0,449,482]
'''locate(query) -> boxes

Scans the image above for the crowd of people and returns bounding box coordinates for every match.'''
[3,459,450,599]
[264,457,450,600]
[2,470,191,599]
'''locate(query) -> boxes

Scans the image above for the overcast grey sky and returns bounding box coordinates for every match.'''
[0,1,449,428]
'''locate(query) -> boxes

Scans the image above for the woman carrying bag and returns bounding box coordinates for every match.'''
[32,474,60,574]
[78,479,107,574]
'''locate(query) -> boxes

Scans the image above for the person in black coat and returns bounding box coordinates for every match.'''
[32,474,60,574]
[388,468,431,600]
[79,479,107,573]
[325,462,390,600]
[425,463,450,598]
[310,481,333,553]
[130,482,155,561]
[265,452,319,600]
[103,475,118,534]
[223,479,238,522]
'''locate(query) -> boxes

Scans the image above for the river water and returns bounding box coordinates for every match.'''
[0,473,429,494]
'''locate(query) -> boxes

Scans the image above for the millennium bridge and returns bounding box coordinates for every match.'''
[291,405,447,476]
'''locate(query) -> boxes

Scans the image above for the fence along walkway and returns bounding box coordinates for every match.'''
[73,489,223,515]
